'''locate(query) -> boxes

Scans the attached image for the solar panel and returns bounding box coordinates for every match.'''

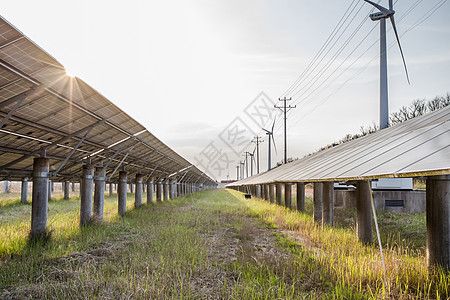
[229,106,450,186]
[0,15,215,186]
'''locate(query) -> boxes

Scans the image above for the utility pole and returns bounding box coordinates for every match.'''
[251,136,263,174]
[275,97,296,164]
[248,152,254,176]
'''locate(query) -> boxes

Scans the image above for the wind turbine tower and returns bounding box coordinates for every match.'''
[364,0,410,129]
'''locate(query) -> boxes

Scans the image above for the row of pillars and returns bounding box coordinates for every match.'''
[29,157,205,239]
[232,175,450,272]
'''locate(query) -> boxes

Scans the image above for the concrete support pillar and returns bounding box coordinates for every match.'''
[322,181,334,226]
[48,179,52,201]
[4,180,8,193]
[109,183,113,196]
[51,180,54,192]
[64,181,70,199]
[21,178,28,203]
[177,183,181,197]
[169,180,174,199]
[147,179,154,204]
[163,181,169,201]
[426,175,450,272]
[135,174,143,208]
[276,183,282,206]
[285,183,292,209]
[118,171,127,216]
[269,184,275,203]
[31,158,49,238]
[313,182,323,223]
[264,184,270,201]
[72,182,75,192]
[143,183,146,193]
[93,167,106,221]
[256,185,261,198]
[80,164,94,226]
[174,181,178,198]
[297,182,305,212]
[356,181,373,244]
[156,181,162,202]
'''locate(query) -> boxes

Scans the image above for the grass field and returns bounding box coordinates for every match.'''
[0,189,448,299]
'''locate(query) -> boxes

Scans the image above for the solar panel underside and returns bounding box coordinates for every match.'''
[230,105,450,186]
[0,16,212,184]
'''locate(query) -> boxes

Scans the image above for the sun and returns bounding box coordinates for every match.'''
[64,67,75,78]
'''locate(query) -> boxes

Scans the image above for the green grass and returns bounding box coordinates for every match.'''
[0,189,448,299]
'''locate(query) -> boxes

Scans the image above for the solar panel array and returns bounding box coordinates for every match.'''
[229,105,450,186]
[0,16,215,186]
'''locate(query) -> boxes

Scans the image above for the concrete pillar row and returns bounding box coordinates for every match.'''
[297,182,305,212]
[135,174,143,208]
[313,182,323,223]
[156,181,163,202]
[426,175,450,272]
[322,181,334,226]
[71,182,75,192]
[285,183,292,209]
[21,178,28,203]
[31,157,49,238]
[64,181,70,199]
[109,183,113,196]
[80,164,94,226]
[356,181,373,244]
[93,167,106,222]
[276,183,283,206]
[118,171,128,216]
[147,179,154,204]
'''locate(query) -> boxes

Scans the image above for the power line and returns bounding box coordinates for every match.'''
[282,0,361,97]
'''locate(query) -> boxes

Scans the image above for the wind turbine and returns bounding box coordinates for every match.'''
[248,148,256,177]
[364,0,410,130]
[262,118,277,171]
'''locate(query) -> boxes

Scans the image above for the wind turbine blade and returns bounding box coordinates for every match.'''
[364,0,390,15]
[271,116,276,133]
[389,0,393,10]
[252,147,256,156]
[390,15,411,84]
[272,134,278,155]
[262,128,270,134]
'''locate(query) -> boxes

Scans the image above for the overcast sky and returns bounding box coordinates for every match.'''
[2,0,449,181]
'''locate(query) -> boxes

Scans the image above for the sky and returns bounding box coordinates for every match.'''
[2,0,449,181]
